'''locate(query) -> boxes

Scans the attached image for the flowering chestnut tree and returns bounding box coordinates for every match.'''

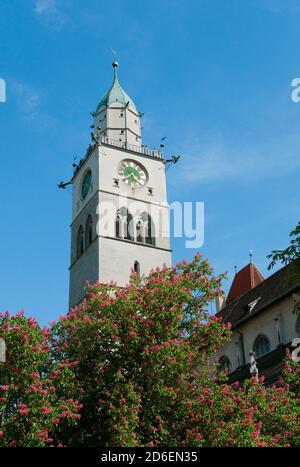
[1,255,299,447]
[0,311,81,447]
[52,254,300,447]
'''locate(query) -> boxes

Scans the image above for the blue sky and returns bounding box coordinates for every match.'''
[0,0,299,324]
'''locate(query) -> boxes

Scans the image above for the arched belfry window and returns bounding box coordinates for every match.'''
[116,207,134,241]
[219,356,232,373]
[136,218,145,243]
[136,212,155,246]
[76,225,84,259]
[85,215,93,247]
[253,335,271,359]
[146,214,155,245]
[134,260,141,278]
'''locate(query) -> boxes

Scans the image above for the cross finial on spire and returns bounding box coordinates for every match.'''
[249,249,253,264]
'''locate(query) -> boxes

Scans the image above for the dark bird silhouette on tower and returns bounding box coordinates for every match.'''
[160,136,167,148]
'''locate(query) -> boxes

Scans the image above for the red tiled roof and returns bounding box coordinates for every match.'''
[216,261,300,328]
[226,263,265,305]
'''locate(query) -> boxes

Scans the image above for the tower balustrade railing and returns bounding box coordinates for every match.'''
[73,136,163,178]
[100,136,163,159]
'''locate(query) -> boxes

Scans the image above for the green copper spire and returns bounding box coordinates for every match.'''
[96,62,137,113]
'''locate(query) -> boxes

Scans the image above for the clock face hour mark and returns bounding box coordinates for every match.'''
[118,159,148,188]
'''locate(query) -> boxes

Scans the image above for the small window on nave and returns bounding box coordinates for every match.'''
[296,315,300,337]
[253,334,271,359]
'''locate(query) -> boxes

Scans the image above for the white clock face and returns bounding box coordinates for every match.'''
[118,159,148,188]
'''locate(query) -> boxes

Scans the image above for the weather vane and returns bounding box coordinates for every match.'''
[163,155,181,171]
[111,48,117,60]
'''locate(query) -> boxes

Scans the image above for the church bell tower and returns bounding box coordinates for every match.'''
[69,62,172,307]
